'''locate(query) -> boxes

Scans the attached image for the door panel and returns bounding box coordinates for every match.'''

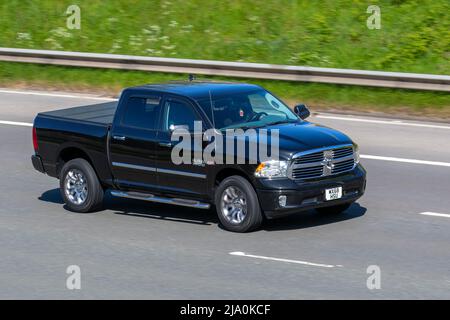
[155,97,208,198]
[109,95,161,191]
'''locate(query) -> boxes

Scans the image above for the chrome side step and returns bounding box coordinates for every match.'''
[110,190,211,210]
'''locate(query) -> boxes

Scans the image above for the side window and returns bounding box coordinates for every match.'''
[163,100,200,132]
[122,96,161,130]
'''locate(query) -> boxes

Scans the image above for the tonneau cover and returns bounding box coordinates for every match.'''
[40,101,118,124]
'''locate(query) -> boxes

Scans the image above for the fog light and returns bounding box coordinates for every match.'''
[278,195,287,207]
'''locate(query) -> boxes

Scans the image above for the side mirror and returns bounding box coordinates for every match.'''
[294,104,310,120]
[169,124,189,132]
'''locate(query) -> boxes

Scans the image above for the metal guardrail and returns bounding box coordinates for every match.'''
[0,47,449,92]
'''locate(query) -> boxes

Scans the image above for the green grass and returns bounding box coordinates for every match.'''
[0,0,448,116]
[1,0,448,73]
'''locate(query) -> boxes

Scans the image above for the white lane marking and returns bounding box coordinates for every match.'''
[315,115,450,130]
[0,120,33,127]
[229,251,338,268]
[0,121,450,168]
[419,212,450,219]
[0,89,116,101]
[361,155,450,167]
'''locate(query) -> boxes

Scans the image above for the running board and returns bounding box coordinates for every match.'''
[110,190,211,210]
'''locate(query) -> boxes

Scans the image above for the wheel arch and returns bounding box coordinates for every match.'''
[214,167,253,186]
[56,145,96,177]
[212,167,257,199]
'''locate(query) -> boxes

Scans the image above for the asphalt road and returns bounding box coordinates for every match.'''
[0,88,449,299]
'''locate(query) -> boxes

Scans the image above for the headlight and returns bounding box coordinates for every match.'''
[353,144,360,163]
[255,160,288,178]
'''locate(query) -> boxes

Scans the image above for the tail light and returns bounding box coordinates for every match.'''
[32,127,38,152]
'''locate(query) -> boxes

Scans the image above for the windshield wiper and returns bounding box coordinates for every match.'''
[221,120,298,131]
[265,119,299,126]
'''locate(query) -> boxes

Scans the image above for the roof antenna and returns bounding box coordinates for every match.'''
[188,74,196,82]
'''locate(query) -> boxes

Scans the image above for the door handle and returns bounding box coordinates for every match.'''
[113,135,126,141]
[159,142,172,147]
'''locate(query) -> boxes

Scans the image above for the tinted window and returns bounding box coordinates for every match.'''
[122,96,161,130]
[163,100,199,131]
[198,89,297,130]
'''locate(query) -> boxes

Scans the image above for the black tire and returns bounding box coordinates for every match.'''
[316,202,352,214]
[59,158,104,213]
[215,175,263,232]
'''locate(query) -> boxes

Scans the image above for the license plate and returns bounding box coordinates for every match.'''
[325,187,342,201]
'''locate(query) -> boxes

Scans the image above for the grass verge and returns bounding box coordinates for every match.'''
[1,62,449,120]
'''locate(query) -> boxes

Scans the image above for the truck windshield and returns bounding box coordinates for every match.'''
[198,89,299,130]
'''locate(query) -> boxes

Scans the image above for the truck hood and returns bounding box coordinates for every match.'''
[254,121,353,160]
[273,120,350,145]
[220,120,353,162]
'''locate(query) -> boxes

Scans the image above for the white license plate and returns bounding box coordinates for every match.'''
[325,187,342,201]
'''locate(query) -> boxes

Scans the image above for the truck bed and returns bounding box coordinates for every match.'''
[39,101,118,124]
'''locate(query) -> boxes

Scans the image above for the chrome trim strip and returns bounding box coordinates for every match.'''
[110,190,211,209]
[112,162,206,179]
[291,144,354,159]
[157,168,207,179]
[112,162,157,172]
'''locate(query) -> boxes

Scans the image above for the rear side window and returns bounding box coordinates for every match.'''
[122,96,161,130]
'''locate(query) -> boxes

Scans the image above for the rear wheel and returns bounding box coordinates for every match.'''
[316,202,352,214]
[215,176,263,232]
[59,158,104,212]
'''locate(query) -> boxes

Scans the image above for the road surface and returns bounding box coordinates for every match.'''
[0,88,449,299]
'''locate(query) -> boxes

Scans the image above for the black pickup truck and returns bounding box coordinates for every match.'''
[32,82,366,232]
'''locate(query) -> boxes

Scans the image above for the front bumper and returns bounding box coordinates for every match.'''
[256,164,366,219]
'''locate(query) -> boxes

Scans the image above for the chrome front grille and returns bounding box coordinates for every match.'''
[332,158,354,174]
[294,151,324,164]
[333,147,353,159]
[289,145,356,180]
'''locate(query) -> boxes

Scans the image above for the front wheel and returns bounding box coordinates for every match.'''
[215,176,263,232]
[59,158,104,213]
[316,202,352,214]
